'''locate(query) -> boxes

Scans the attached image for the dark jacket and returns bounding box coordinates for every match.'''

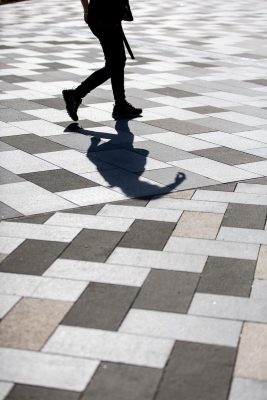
[89,0,133,29]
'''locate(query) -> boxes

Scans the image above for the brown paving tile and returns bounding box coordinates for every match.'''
[145,118,217,134]
[119,220,175,251]
[62,283,138,330]
[60,229,123,262]
[222,203,267,230]
[20,169,98,193]
[134,270,199,313]
[155,341,236,400]
[199,182,237,192]
[255,245,267,280]
[0,239,67,275]
[82,362,162,400]
[6,385,80,400]
[166,189,195,199]
[197,256,256,297]
[0,298,72,350]
[173,211,223,239]
[0,134,67,154]
[192,146,264,165]
[235,323,267,381]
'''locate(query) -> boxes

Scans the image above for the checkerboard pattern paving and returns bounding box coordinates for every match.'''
[0,0,267,399]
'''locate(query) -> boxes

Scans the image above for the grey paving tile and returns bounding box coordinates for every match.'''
[0,109,38,123]
[60,228,123,262]
[145,118,217,134]
[1,135,68,154]
[82,362,162,400]
[200,182,237,192]
[0,141,16,152]
[112,198,150,207]
[20,169,98,192]
[47,133,98,153]
[155,341,236,400]
[148,87,200,98]
[7,213,54,224]
[119,220,175,251]
[105,119,168,135]
[229,378,267,400]
[222,203,267,229]
[193,117,255,133]
[5,384,80,400]
[187,106,227,114]
[197,256,256,297]
[242,177,267,185]
[134,270,199,313]
[192,147,264,165]
[61,204,104,215]
[34,98,66,110]
[0,99,48,111]
[0,202,22,220]
[0,167,24,185]
[62,283,138,330]
[0,75,31,83]
[0,239,67,275]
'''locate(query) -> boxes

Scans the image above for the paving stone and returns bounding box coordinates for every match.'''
[192,146,264,165]
[235,323,267,380]
[193,189,267,206]
[192,117,255,133]
[0,141,15,152]
[0,99,49,111]
[0,348,99,391]
[222,203,267,229]
[60,229,123,262]
[0,109,38,123]
[200,182,237,192]
[217,227,267,245]
[255,245,267,279]
[0,382,13,400]
[61,204,104,215]
[5,385,80,400]
[173,211,223,239]
[187,106,227,114]
[0,239,67,275]
[0,298,72,350]
[0,202,22,220]
[0,167,24,185]
[134,270,199,313]
[0,294,20,319]
[43,325,174,368]
[8,213,53,224]
[148,87,200,98]
[0,134,68,154]
[82,363,162,400]
[155,341,236,400]
[148,196,227,213]
[62,283,138,330]
[166,189,195,199]
[229,378,267,400]
[197,256,256,297]
[145,118,217,134]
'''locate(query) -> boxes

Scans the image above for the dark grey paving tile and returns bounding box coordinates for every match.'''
[112,198,150,207]
[0,239,67,275]
[82,362,162,400]
[186,106,227,114]
[58,120,101,129]
[147,87,200,98]
[183,61,215,68]
[0,109,38,122]
[221,203,267,230]
[41,62,72,69]
[47,132,99,153]
[6,384,79,400]
[192,117,254,133]
[134,270,199,313]
[105,119,168,135]
[197,256,256,297]
[145,118,217,134]
[200,182,237,192]
[8,213,53,224]
[34,98,66,110]
[61,204,104,215]
[62,283,138,330]
[242,176,267,185]
[247,79,267,86]
[0,99,48,110]
[192,146,264,165]
[0,141,15,152]
[0,167,24,184]
[20,169,98,192]
[60,229,123,262]
[0,202,22,220]
[156,341,236,400]
[119,220,175,251]
[1,134,68,154]
[0,75,31,83]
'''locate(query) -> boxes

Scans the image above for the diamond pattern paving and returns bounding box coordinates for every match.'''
[0,0,267,399]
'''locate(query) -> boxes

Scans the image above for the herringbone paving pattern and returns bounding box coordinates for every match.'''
[0,0,267,399]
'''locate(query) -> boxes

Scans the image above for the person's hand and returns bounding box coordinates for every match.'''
[84,12,89,24]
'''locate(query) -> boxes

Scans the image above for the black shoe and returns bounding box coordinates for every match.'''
[62,89,81,121]
[112,101,142,119]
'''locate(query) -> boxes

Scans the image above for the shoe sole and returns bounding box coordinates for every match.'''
[112,112,142,119]
[62,90,79,122]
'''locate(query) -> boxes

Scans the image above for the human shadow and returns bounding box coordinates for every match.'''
[64,119,186,199]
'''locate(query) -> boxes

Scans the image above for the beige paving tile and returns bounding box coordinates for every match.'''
[172,211,223,239]
[255,245,267,280]
[0,298,72,350]
[235,322,267,381]
[166,190,195,200]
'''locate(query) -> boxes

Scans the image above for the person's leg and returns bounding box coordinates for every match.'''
[74,66,110,99]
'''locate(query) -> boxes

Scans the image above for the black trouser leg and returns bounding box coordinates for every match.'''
[75,67,110,98]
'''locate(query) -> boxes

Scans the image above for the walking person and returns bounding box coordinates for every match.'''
[62,0,142,121]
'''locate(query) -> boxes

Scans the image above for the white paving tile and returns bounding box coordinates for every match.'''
[0,294,20,319]
[210,112,267,126]
[0,150,58,174]
[147,197,227,213]
[57,186,127,206]
[10,120,65,137]
[44,259,150,287]
[189,293,267,323]
[45,212,134,232]
[0,237,24,254]
[0,123,31,137]
[235,183,267,195]
[144,132,218,151]
[145,106,205,120]
[0,382,14,400]
[119,309,242,347]
[0,273,42,296]
[164,237,259,260]
[43,325,174,368]
[192,131,265,151]
[193,189,267,206]
[31,277,88,302]
[244,147,267,158]
[234,130,267,144]
[98,204,182,222]
[0,221,81,242]
[107,247,207,273]
[0,348,99,391]
[229,378,267,400]
[22,108,69,122]
[0,182,76,215]
[236,160,267,175]
[217,227,267,245]
[170,158,260,182]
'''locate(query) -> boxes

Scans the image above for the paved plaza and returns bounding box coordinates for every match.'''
[0,0,267,398]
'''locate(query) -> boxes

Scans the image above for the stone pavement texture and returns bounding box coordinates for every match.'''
[0,0,267,398]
